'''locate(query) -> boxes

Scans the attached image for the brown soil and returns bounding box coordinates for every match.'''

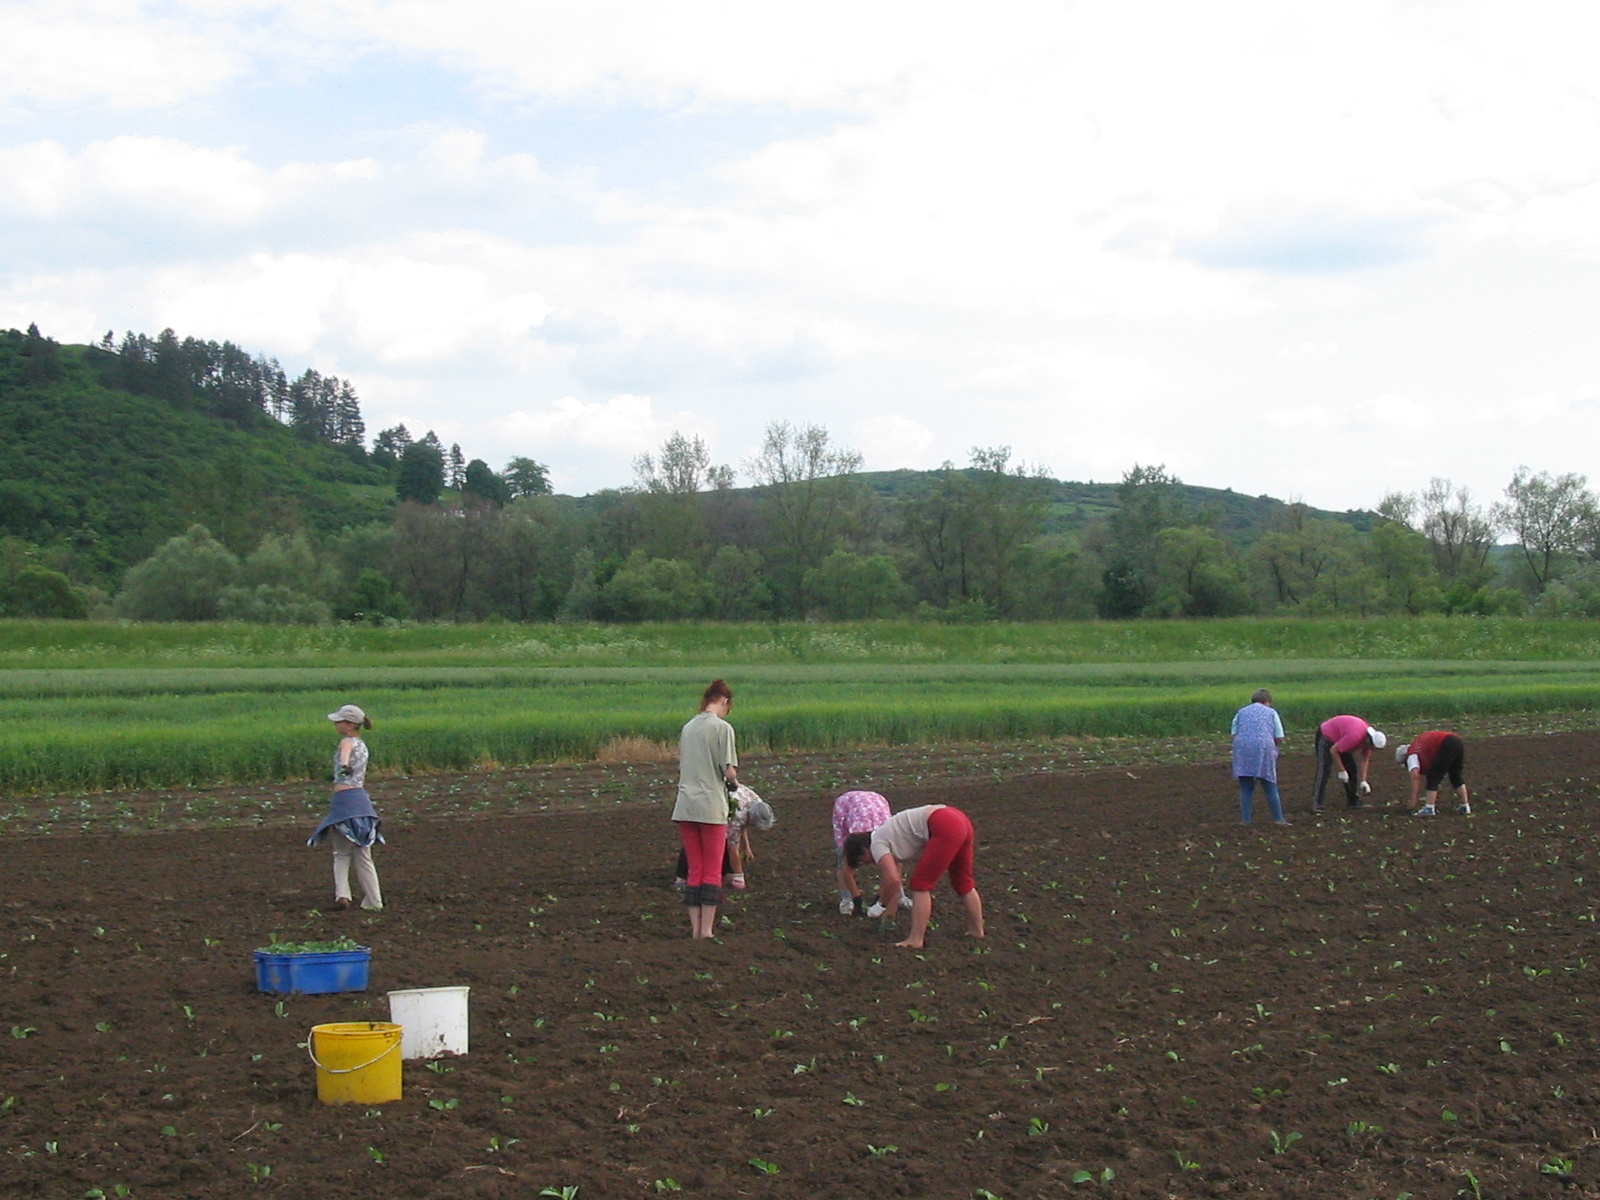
[3,730,1600,1199]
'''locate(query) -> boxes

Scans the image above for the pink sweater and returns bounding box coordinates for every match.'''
[1319,715,1370,754]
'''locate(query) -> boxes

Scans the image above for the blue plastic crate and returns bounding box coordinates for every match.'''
[254,947,371,995]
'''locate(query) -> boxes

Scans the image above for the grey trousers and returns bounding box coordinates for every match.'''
[331,837,383,910]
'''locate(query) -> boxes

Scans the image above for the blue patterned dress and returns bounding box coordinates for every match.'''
[1231,703,1284,781]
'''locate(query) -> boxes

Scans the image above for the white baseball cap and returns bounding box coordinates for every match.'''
[1368,728,1387,749]
[328,704,367,724]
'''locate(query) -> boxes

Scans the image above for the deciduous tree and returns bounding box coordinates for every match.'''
[748,422,863,615]
[1492,467,1596,591]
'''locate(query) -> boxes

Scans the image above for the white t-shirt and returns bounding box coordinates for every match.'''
[869,805,945,863]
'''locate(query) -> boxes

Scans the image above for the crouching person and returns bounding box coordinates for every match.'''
[833,790,892,915]
[857,804,984,950]
[1396,731,1471,817]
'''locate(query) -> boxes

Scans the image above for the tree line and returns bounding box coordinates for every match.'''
[104,423,1600,625]
[5,324,1598,624]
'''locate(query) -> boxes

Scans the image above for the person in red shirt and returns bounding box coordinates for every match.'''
[1395,731,1471,817]
[1311,714,1387,813]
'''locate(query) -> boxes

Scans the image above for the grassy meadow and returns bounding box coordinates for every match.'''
[2,615,1600,668]
[0,617,1597,793]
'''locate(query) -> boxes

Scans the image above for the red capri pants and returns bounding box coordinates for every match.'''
[909,806,976,895]
[676,821,727,889]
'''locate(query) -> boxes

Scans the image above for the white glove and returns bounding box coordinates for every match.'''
[900,893,914,909]
[866,902,887,918]
[1337,771,1349,783]
[1358,780,1371,795]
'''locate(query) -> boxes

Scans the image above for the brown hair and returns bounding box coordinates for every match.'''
[700,678,733,711]
[843,831,873,868]
[359,715,373,731]
[1251,688,1273,705]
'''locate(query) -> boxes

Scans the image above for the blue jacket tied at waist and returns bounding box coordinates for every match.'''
[308,788,385,848]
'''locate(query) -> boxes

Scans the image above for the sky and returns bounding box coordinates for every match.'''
[2,1,1598,510]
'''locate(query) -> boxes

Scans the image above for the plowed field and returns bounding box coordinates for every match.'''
[4,731,1600,1199]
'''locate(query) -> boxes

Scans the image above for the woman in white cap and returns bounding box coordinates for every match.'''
[1311,714,1386,813]
[307,704,384,910]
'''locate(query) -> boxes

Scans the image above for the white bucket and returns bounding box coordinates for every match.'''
[386,986,470,1060]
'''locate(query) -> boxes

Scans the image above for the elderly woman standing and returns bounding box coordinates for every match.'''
[307,704,384,910]
[673,679,739,939]
[1232,688,1288,826]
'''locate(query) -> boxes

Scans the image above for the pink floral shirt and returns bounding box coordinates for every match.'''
[832,791,891,847]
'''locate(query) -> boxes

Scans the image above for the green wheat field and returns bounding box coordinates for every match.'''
[0,617,1597,793]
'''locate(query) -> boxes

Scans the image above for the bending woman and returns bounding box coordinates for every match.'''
[849,804,984,950]
[673,679,739,939]
[307,704,384,911]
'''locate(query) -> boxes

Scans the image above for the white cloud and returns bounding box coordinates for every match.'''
[154,242,554,363]
[852,414,935,471]
[0,136,379,224]
[0,1,242,109]
[499,393,669,455]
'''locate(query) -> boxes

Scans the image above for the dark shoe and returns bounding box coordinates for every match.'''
[333,897,353,910]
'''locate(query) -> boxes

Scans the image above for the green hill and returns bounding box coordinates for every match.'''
[851,469,1373,543]
[1,326,1380,610]
[0,327,393,578]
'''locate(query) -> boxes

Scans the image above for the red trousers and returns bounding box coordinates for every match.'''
[676,821,726,889]
[909,805,976,895]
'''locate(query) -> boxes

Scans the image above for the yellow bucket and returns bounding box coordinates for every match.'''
[308,1022,403,1105]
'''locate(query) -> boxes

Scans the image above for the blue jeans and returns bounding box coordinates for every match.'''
[1239,777,1284,823]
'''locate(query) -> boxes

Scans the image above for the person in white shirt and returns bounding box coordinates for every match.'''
[845,804,984,950]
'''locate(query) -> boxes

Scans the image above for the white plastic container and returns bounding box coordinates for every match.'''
[386,986,470,1060]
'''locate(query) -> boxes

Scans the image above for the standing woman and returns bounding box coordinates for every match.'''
[1232,688,1288,825]
[673,679,739,938]
[307,704,384,911]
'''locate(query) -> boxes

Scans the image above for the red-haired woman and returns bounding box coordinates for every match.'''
[672,679,739,938]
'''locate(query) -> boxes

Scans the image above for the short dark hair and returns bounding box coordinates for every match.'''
[1251,688,1273,705]
[843,831,872,868]
[701,678,733,711]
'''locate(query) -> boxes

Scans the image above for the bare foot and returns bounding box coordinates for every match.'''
[894,939,924,949]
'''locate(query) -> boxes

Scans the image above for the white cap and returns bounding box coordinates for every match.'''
[1368,728,1387,749]
[328,704,367,724]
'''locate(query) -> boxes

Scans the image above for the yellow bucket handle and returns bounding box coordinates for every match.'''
[307,1033,401,1075]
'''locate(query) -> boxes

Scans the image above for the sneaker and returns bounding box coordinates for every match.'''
[333,897,353,910]
[1274,819,1292,826]
[1413,805,1436,817]
[1457,802,1472,815]
[1311,806,1324,816]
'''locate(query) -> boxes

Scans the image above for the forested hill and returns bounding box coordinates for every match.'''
[851,470,1375,542]
[0,327,391,574]
[0,325,1379,585]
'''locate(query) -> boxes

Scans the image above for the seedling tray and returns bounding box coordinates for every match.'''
[254,947,371,995]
